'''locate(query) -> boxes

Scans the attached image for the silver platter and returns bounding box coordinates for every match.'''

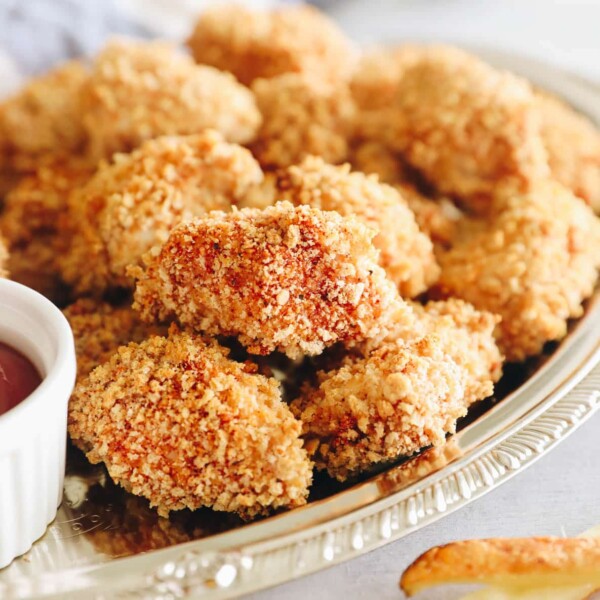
[1,49,599,600]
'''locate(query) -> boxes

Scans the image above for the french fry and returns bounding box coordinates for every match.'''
[400,537,600,596]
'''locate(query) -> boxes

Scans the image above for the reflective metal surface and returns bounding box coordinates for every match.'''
[1,50,599,600]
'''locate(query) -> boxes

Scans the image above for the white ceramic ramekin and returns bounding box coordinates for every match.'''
[0,279,75,568]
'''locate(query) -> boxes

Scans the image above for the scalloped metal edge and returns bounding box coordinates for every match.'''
[110,362,599,600]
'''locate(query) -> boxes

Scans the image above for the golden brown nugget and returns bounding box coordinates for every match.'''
[380,46,550,211]
[272,156,439,297]
[292,335,467,481]
[0,233,8,278]
[351,45,422,112]
[437,181,600,361]
[401,537,600,595]
[0,61,88,172]
[60,132,262,295]
[251,73,356,168]
[349,142,462,247]
[187,4,357,86]
[68,328,313,518]
[63,298,166,381]
[132,202,405,359]
[536,91,600,212]
[81,39,261,160]
[0,157,93,294]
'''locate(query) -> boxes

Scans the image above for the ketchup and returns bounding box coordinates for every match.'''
[0,342,42,416]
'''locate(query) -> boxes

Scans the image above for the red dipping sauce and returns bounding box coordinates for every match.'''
[0,342,42,416]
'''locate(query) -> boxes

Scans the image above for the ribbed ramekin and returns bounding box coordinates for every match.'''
[0,279,75,568]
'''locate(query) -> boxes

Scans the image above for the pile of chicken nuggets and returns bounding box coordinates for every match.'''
[0,4,599,520]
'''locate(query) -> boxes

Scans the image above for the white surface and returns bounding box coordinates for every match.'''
[251,2,600,598]
[249,411,600,599]
[0,280,76,568]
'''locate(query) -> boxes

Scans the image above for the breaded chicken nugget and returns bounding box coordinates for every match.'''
[292,335,467,481]
[351,45,422,112]
[251,73,356,168]
[380,46,549,211]
[60,132,262,295]
[359,299,502,407]
[272,156,439,297]
[132,202,405,359]
[68,327,312,518]
[0,157,93,295]
[63,298,166,381]
[536,91,600,213]
[349,142,461,247]
[0,233,8,278]
[187,4,357,86]
[437,181,600,361]
[81,39,261,161]
[0,61,88,172]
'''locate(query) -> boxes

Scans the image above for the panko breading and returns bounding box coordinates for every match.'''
[132,202,405,359]
[350,45,422,112]
[536,91,600,212]
[0,61,88,172]
[0,234,8,278]
[380,46,550,211]
[400,537,600,595]
[359,299,502,407]
[272,156,439,297]
[63,298,166,381]
[349,141,461,247]
[292,335,467,481]
[186,4,358,86]
[81,39,261,161]
[251,73,356,168]
[60,132,263,295]
[437,181,600,361]
[0,158,93,294]
[68,328,313,518]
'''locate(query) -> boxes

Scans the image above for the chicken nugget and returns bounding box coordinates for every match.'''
[0,233,8,278]
[251,73,356,168]
[380,46,549,212]
[291,335,467,481]
[60,132,262,296]
[536,91,600,213]
[63,298,166,381]
[437,181,600,361]
[187,4,357,86]
[68,327,313,518]
[272,156,439,297]
[81,39,261,161]
[0,61,88,173]
[132,202,405,359]
[0,157,93,296]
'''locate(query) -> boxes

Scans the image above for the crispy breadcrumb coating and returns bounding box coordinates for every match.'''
[68,327,312,518]
[349,141,461,247]
[292,335,467,481]
[379,46,550,211]
[359,299,502,407]
[351,45,422,112]
[0,158,93,286]
[437,181,600,361]
[536,91,600,213]
[0,61,88,172]
[81,39,261,161]
[0,233,8,278]
[132,202,405,359]
[60,132,262,295]
[187,4,358,86]
[272,156,439,297]
[251,73,356,168]
[63,298,166,381]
